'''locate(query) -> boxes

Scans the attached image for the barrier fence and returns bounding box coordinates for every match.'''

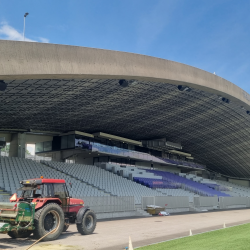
[219,197,250,209]
[142,196,250,213]
[194,197,218,210]
[2,194,250,214]
[80,196,135,213]
[142,196,190,213]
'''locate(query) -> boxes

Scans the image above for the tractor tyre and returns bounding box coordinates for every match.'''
[8,230,32,238]
[77,210,96,235]
[33,203,65,241]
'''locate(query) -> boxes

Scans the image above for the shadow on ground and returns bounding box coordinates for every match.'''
[0,230,92,250]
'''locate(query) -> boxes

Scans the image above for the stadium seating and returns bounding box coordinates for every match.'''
[133,177,180,189]
[0,156,109,202]
[215,180,250,197]
[42,161,165,204]
[1,156,243,206]
[145,170,230,197]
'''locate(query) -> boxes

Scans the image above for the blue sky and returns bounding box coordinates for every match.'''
[0,0,249,92]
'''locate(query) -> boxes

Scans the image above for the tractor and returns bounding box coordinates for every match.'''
[0,177,96,241]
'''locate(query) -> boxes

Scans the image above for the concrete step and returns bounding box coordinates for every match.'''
[136,209,152,217]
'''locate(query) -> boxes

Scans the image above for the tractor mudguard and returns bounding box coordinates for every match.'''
[76,206,89,224]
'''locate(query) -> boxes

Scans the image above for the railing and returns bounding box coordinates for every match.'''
[143,196,250,212]
[91,142,164,163]
[80,196,135,213]
[25,154,52,162]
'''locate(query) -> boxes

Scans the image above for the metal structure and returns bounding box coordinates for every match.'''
[23,13,29,41]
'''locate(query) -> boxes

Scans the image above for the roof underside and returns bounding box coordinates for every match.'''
[1,78,250,178]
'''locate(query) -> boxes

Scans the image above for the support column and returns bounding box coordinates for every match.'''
[9,133,26,158]
[51,151,64,162]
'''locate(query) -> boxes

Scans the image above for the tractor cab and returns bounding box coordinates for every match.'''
[18,178,69,200]
[11,177,84,213]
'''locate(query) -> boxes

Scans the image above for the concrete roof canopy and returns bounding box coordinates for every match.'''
[1,40,250,178]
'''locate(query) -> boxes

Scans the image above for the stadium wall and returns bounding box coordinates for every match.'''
[228,178,250,187]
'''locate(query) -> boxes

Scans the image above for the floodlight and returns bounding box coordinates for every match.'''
[0,80,7,91]
[119,79,129,88]
[177,85,191,92]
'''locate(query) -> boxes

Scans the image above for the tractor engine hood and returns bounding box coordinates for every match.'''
[70,198,84,206]
[68,198,84,213]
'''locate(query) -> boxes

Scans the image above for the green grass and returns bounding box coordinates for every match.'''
[137,223,250,250]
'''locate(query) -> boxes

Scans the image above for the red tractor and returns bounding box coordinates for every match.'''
[0,177,96,241]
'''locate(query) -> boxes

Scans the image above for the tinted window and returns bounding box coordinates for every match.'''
[54,183,67,198]
[43,184,54,197]
[35,142,43,153]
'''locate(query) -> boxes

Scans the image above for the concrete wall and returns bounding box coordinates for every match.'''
[0,133,53,144]
[25,134,53,144]
[9,133,26,158]
[75,155,93,165]
[0,133,11,143]
[217,176,228,181]
[228,178,250,187]
[158,165,181,174]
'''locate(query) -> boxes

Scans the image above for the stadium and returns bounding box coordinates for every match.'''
[1,40,250,249]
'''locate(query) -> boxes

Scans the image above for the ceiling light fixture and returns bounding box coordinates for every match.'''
[119,79,129,88]
[177,85,191,92]
[0,80,7,91]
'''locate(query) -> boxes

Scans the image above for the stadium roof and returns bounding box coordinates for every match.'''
[1,40,250,178]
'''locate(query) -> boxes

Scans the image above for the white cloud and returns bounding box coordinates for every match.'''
[0,22,49,43]
[39,37,49,43]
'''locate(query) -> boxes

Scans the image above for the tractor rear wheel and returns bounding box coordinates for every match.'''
[77,210,96,235]
[33,203,64,241]
[8,230,32,238]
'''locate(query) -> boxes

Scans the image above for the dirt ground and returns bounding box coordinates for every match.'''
[1,209,250,250]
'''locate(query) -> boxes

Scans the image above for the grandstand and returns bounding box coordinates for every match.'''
[1,156,250,207]
[1,41,250,217]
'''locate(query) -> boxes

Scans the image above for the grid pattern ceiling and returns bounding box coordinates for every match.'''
[1,78,250,178]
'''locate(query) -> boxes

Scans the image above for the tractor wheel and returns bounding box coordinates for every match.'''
[77,210,96,235]
[33,203,65,241]
[8,230,32,238]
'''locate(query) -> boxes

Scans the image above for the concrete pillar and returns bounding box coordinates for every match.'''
[51,151,64,162]
[9,133,26,158]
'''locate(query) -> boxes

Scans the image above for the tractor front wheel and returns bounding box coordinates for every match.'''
[33,203,64,241]
[77,210,96,235]
[8,230,32,239]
